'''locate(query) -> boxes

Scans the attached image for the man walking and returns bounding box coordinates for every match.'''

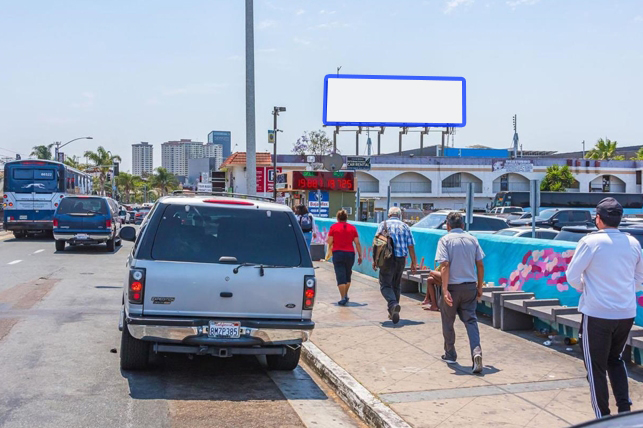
[566,198,643,418]
[373,207,418,324]
[436,212,485,374]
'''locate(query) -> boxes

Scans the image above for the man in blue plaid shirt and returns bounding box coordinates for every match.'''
[373,207,418,324]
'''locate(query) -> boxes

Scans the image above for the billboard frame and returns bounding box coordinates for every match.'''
[322,74,466,128]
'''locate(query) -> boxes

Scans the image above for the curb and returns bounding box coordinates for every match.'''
[302,342,411,428]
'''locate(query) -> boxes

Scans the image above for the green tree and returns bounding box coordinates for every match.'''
[292,130,337,156]
[540,164,577,192]
[585,138,623,160]
[83,146,122,195]
[63,155,85,170]
[30,144,54,160]
[631,147,643,160]
[116,172,142,204]
[150,167,179,196]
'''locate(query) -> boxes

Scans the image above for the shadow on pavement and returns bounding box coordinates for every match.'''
[55,244,124,255]
[446,361,501,377]
[122,353,329,402]
[380,319,425,328]
[333,302,368,307]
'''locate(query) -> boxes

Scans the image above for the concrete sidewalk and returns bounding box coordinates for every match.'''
[310,261,643,427]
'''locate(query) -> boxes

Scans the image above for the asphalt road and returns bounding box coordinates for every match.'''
[0,232,362,428]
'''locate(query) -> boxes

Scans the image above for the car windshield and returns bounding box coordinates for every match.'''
[536,209,558,221]
[57,198,108,215]
[151,204,302,266]
[504,208,523,213]
[495,230,518,236]
[413,213,447,229]
[553,230,587,243]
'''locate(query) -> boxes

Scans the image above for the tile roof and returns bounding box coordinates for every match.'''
[221,152,273,168]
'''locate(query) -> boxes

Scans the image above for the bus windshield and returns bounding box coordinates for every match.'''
[5,166,61,194]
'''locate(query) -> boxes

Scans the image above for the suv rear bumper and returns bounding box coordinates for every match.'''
[125,314,314,346]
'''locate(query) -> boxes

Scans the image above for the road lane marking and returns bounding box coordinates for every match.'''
[33,249,44,254]
[8,260,22,265]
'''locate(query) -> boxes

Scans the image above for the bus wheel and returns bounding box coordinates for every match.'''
[13,231,25,239]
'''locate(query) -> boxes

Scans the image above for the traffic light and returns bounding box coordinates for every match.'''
[107,173,111,181]
[114,162,120,176]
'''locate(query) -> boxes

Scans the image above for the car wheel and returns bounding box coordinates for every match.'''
[106,238,115,252]
[120,320,150,370]
[55,240,65,252]
[266,345,301,371]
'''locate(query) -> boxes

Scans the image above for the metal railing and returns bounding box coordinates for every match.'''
[390,181,432,193]
[358,182,379,193]
[492,182,530,193]
[171,190,275,202]
[441,183,483,193]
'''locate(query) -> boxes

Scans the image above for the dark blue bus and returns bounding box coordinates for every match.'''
[3,160,92,238]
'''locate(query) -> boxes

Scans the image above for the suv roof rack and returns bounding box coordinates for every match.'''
[170,190,275,203]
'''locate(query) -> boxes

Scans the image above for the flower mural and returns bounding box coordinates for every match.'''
[498,248,576,292]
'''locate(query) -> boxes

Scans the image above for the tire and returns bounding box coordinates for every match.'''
[120,321,150,371]
[116,236,122,247]
[55,240,65,252]
[266,346,301,371]
[106,238,115,252]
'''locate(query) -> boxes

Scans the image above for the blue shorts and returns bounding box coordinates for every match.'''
[332,251,355,285]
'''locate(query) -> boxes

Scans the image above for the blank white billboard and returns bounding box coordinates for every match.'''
[323,74,466,127]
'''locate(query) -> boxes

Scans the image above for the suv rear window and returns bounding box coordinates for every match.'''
[57,197,108,215]
[150,204,302,266]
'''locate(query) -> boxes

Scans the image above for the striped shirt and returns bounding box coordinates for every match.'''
[377,218,415,258]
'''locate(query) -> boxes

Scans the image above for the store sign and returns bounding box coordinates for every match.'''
[346,156,371,171]
[492,159,533,173]
[197,183,212,193]
[256,166,282,193]
[308,191,330,218]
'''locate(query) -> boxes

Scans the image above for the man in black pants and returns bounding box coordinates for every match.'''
[567,198,643,418]
[373,207,418,324]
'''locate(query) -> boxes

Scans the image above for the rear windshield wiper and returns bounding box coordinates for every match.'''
[69,210,102,216]
[233,263,290,276]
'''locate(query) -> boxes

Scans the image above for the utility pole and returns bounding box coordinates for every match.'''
[512,115,519,159]
[582,140,586,158]
[272,107,286,201]
[245,0,257,196]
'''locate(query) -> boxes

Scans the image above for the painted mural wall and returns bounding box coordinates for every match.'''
[313,218,643,326]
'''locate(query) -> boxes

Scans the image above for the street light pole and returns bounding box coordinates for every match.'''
[245,0,257,196]
[54,136,93,162]
[272,106,286,201]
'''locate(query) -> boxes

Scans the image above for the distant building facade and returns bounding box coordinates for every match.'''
[132,142,154,176]
[208,131,231,159]
[161,139,223,176]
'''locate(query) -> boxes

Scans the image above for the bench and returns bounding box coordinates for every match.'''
[499,293,537,331]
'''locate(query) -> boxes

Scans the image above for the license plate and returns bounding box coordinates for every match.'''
[209,322,240,338]
[75,234,89,240]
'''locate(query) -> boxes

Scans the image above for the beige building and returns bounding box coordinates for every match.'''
[131,142,153,176]
[161,139,223,176]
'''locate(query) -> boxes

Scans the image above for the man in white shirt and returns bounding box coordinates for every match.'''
[566,198,643,418]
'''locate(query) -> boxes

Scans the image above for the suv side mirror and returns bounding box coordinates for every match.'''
[120,226,137,242]
[551,217,559,224]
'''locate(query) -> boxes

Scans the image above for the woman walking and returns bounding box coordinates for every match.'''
[326,210,362,305]
[295,204,316,248]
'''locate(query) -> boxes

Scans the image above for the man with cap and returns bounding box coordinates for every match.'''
[567,197,643,419]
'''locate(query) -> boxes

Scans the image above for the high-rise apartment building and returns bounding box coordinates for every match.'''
[161,139,224,176]
[208,131,231,159]
[132,142,154,176]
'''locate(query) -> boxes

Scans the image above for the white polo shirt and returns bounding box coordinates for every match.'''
[566,229,643,319]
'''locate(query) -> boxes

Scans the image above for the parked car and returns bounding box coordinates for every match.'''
[53,196,122,252]
[126,210,136,224]
[508,209,592,230]
[493,227,559,240]
[117,194,315,371]
[554,225,643,247]
[133,208,150,225]
[489,206,524,215]
[412,211,509,233]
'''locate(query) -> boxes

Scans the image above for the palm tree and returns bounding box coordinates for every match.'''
[83,146,121,195]
[63,155,85,170]
[150,167,179,196]
[631,147,643,161]
[31,144,54,160]
[115,172,141,203]
[540,164,576,191]
[585,138,623,160]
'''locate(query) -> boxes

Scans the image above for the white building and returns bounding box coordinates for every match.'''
[131,142,154,176]
[161,139,223,176]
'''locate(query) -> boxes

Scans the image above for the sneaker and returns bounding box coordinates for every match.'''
[441,355,456,364]
[345,296,350,305]
[472,354,483,374]
[338,298,347,306]
[391,304,401,324]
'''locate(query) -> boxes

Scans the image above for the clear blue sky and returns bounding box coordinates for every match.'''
[1,0,642,171]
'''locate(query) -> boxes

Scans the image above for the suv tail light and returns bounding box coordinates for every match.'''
[106,219,112,228]
[128,268,146,304]
[303,276,316,310]
[53,218,59,227]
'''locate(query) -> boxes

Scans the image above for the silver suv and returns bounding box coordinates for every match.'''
[117,194,316,371]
